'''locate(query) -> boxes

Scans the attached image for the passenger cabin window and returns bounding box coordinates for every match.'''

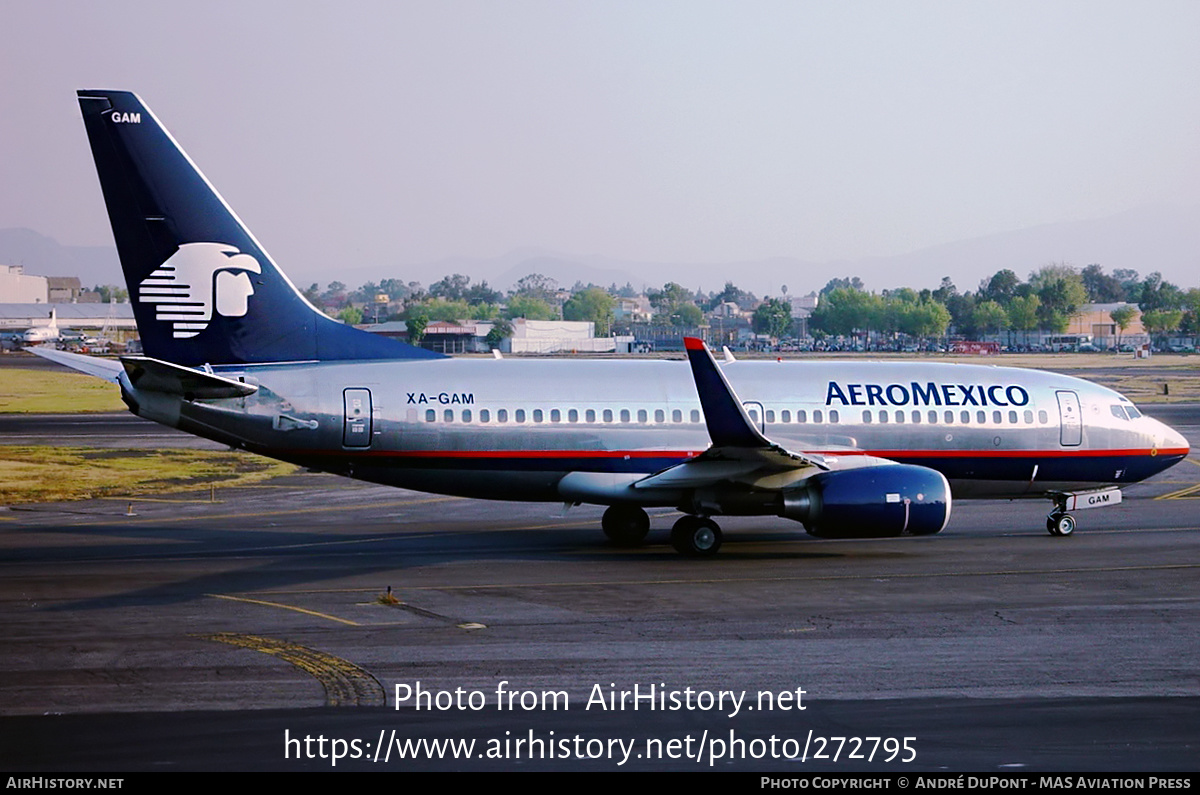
[862,410,872,423]
[894,410,904,423]
[585,409,595,423]
[498,409,508,423]
[480,409,490,423]
[444,409,454,422]
[928,410,937,424]
[1024,410,1033,424]
[602,409,612,423]
[533,409,544,423]
[813,410,824,423]
[515,409,526,423]
[620,409,631,423]
[426,409,436,422]
[960,410,970,424]
[944,411,954,424]
[655,409,665,423]
[637,409,648,423]
[827,410,837,423]
[765,410,776,423]
[690,410,701,423]
[976,411,986,424]
[672,409,682,423]
[462,409,472,423]
[550,409,561,423]
[912,410,922,423]
[797,410,808,423]
[879,411,889,424]
[781,410,791,423]
[1038,410,1048,424]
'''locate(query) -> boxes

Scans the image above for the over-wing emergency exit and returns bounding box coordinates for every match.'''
[37,90,1189,555]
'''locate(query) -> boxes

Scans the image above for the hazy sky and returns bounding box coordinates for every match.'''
[3,1,1199,287]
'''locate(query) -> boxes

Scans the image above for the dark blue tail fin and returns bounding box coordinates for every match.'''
[77,90,444,365]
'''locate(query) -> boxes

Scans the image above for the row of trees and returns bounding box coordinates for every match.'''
[809,264,1200,345]
[296,262,1200,346]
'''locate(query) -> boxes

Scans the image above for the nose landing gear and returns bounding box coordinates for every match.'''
[1046,511,1077,536]
[1043,487,1121,536]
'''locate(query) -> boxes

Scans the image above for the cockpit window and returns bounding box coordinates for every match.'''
[1126,405,1142,419]
[1110,405,1128,420]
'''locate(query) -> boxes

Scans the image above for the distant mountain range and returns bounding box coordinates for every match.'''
[4,203,1197,299]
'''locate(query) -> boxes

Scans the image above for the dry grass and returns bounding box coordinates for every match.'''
[0,446,297,504]
[0,368,124,413]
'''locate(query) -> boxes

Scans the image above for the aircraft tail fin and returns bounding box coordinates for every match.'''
[76,90,445,366]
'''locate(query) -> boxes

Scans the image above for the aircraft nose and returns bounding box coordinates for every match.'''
[1164,423,1190,455]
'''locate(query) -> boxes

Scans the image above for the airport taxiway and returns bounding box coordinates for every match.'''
[1,395,1198,770]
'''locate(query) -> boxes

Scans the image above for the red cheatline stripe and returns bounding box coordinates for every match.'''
[282,447,1188,460]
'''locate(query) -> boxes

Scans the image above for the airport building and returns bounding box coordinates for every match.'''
[0,265,50,304]
[0,302,137,338]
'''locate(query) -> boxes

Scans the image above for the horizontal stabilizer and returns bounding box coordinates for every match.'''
[120,356,258,399]
[28,346,124,381]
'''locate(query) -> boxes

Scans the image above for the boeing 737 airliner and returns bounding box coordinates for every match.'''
[36,90,1190,555]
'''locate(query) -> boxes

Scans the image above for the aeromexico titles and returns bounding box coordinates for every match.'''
[34,90,1189,556]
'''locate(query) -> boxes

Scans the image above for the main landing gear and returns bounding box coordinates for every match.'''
[601,505,650,547]
[600,506,724,556]
[670,515,723,557]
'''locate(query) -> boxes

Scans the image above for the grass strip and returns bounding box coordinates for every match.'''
[0,446,296,504]
[0,367,124,413]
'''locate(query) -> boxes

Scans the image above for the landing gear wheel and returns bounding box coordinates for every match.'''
[670,515,723,557]
[601,505,650,547]
[1046,512,1076,537]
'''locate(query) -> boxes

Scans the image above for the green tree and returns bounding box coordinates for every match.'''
[506,295,558,321]
[1081,264,1125,303]
[563,288,616,335]
[337,306,363,325]
[418,298,473,322]
[1029,264,1086,333]
[1141,308,1182,349]
[1007,294,1041,344]
[809,288,886,342]
[894,299,951,340]
[978,269,1020,306]
[430,273,472,301]
[485,319,513,350]
[1138,272,1184,313]
[669,303,703,327]
[1109,305,1138,351]
[92,284,129,303]
[819,276,865,296]
[647,282,701,327]
[973,300,1009,337]
[406,310,428,345]
[752,298,793,339]
[511,273,559,301]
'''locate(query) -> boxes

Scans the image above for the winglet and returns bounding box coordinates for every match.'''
[683,337,771,448]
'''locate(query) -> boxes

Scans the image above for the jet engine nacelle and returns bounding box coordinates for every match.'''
[780,464,951,539]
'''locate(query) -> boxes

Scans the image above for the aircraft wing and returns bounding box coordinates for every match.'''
[634,338,890,492]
